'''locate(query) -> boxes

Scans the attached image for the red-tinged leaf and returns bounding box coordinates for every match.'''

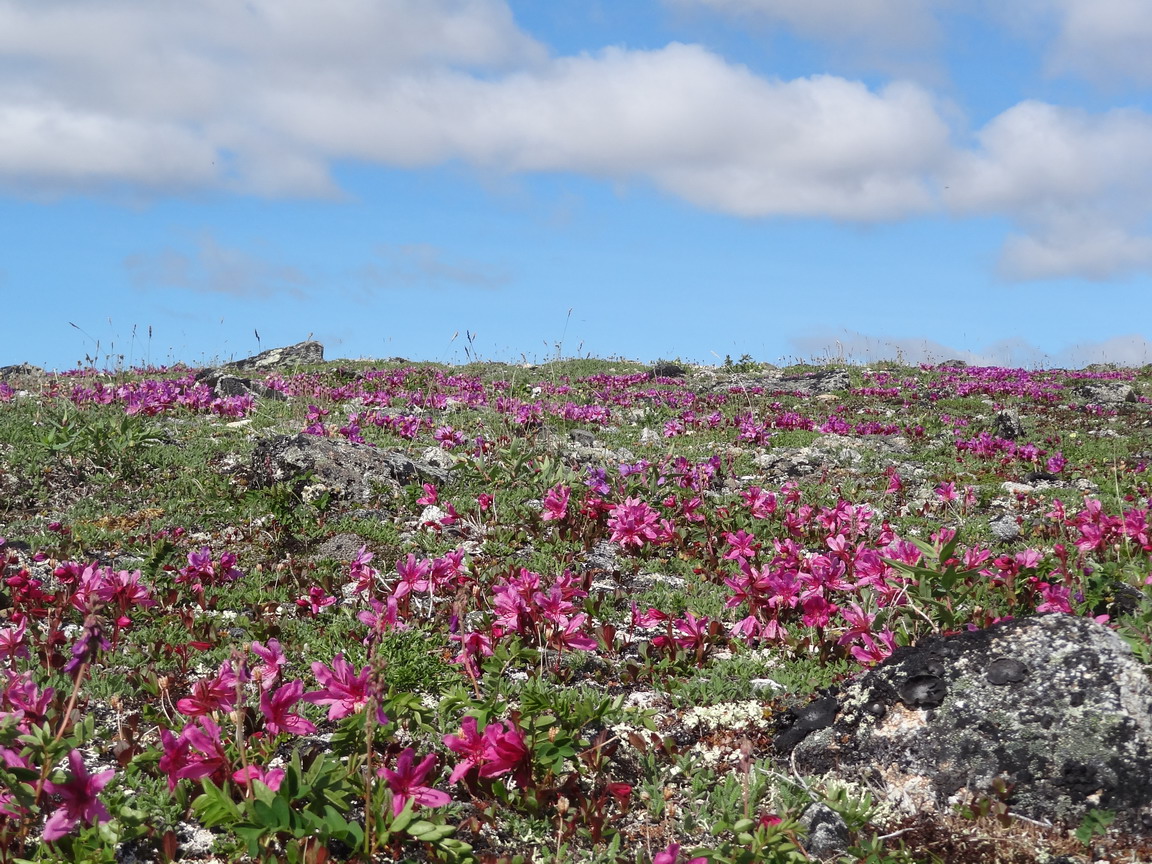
[161,830,178,862]
[189,641,213,650]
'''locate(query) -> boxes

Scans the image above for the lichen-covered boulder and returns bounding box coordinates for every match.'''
[782,614,1152,832]
[779,368,852,395]
[249,433,450,503]
[212,340,325,375]
[1073,381,1136,405]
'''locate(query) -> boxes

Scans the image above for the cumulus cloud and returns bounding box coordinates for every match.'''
[359,244,511,292]
[5,0,1152,281]
[944,100,1152,280]
[125,234,310,298]
[0,0,545,196]
[268,46,949,219]
[1045,0,1152,84]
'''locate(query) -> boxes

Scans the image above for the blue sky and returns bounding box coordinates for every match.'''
[4,0,1152,370]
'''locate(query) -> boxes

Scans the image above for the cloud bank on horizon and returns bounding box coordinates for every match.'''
[2,0,1151,368]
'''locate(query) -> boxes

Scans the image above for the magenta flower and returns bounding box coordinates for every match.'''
[653,843,708,864]
[392,554,432,598]
[607,497,661,548]
[250,639,286,689]
[172,717,231,785]
[551,613,598,651]
[232,763,286,791]
[176,662,240,717]
[722,530,758,561]
[260,680,317,735]
[42,750,115,842]
[296,585,337,616]
[541,484,571,521]
[304,654,376,721]
[443,716,528,784]
[377,748,451,816]
[0,618,29,661]
[935,481,958,503]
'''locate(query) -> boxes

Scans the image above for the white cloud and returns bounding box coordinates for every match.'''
[5,0,1152,281]
[268,46,950,219]
[125,234,310,298]
[0,2,952,219]
[943,101,1152,280]
[0,0,545,196]
[1046,0,1152,84]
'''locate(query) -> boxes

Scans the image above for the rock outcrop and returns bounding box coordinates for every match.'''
[218,340,324,374]
[780,614,1152,832]
[1073,382,1136,405]
[196,340,323,400]
[249,433,450,503]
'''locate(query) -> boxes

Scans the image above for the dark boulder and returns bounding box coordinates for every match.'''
[783,614,1152,832]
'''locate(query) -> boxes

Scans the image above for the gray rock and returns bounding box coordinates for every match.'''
[199,371,287,401]
[799,803,850,859]
[569,429,595,447]
[988,514,1021,542]
[1073,381,1136,405]
[0,363,44,380]
[779,368,852,395]
[249,433,449,503]
[992,409,1025,440]
[785,614,1152,832]
[312,532,369,563]
[213,340,325,375]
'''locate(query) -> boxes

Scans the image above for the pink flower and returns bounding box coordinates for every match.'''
[176,662,239,717]
[741,486,777,518]
[722,530,758,561]
[250,639,286,689]
[392,554,431,598]
[0,618,29,661]
[296,585,337,616]
[935,481,958,503]
[377,749,451,816]
[541,484,571,521]
[42,750,115,842]
[1036,582,1073,614]
[174,717,230,785]
[551,614,598,651]
[445,717,531,785]
[653,843,707,864]
[608,497,661,548]
[233,764,286,791]
[260,680,317,735]
[304,655,375,721]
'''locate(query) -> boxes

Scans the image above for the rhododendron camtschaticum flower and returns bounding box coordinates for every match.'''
[607,497,661,548]
[304,654,381,721]
[443,716,529,785]
[42,750,115,842]
[377,748,450,816]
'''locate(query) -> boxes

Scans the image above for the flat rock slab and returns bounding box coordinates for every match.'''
[785,614,1152,831]
[250,433,450,503]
